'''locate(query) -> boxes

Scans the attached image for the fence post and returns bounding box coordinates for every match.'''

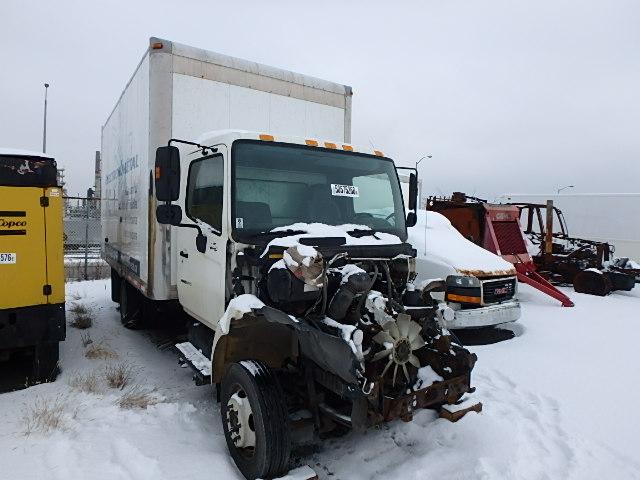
[84,199,89,280]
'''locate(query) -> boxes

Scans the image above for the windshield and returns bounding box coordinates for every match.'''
[231,140,407,242]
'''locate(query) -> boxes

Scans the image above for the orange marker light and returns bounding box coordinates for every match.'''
[305,139,318,146]
[446,293,482,304]
[324,142,337,149]
[152,42,163,49]
[259,134,274,141]
[155,166,161,179]
[374,150,384,157]
[342,145,353,151]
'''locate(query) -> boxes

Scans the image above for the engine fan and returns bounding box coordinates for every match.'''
[371,313,426,385]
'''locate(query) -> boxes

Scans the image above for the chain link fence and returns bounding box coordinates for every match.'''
[63,196,109,281]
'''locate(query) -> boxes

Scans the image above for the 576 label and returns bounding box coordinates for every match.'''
[0,253,17,264]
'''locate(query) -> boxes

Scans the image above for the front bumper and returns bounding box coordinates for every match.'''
[444,300,521,329]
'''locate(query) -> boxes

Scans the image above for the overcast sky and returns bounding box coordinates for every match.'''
[2,0,639,198]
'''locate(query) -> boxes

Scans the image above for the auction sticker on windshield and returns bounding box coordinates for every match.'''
[0,253,17,264]
[331,184,359,197]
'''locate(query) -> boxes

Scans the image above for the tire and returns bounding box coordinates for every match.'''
[574,270,612,296]
[119,280,142,328]
[32,342,60,383]
[220,360,291,480]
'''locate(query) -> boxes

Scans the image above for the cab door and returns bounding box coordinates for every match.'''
[176,150,227,329]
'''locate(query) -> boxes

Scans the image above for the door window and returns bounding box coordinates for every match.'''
[186,155,224,233]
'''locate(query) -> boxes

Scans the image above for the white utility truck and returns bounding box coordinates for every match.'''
[102,38,480,480]
[408,211,521,330]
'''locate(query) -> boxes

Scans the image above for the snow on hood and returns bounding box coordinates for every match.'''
[408,211,515,277]
[0,148,53,159]
[260,222,403,256]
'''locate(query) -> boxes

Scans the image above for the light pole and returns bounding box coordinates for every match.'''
[556,185,574,194]
[42,83,50,153]
[415,155,432,170]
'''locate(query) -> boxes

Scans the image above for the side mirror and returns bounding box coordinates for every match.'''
[408,172,418,211]
[406,211,417,228]
[155,146,181,201]
[156,204,182,225]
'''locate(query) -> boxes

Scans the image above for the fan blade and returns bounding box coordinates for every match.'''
[408,354,421,369]
[396,314,411,338]
[381,358,394,379]
[384,320,400,340]
[410,335,425,351]
[392,364,399,386]
[372,348,393,362]
[402,364,410,383]
[372,331,395,346]
[407,321,422,341]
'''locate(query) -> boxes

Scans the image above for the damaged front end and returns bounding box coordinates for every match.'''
[226,240,481,433]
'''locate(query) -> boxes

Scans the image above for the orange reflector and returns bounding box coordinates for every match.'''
[155,166,161,180]
[374,150,384,157]
[268,253,283,259]
[305,139,318,146]
[324,142,337,149]
[342,145,353,151]
[259,134,274,141]
[152,42,163,49]
[446,293,481,304]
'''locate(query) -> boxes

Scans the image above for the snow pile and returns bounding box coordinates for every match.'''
[408,211,516,278]
[414,365,444,389]
[218,294,265,334]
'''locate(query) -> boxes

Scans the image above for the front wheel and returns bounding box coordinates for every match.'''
[220,360,290,480]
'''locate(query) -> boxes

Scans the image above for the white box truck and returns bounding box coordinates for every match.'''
[102,38,480,480]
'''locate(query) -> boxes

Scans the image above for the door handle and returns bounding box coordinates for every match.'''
[180,251,189,258]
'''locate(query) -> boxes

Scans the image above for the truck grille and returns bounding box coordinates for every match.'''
[482,277,516,304]
[492,221,527,255]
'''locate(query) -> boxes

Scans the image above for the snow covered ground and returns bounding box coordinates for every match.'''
[1,280,639,479]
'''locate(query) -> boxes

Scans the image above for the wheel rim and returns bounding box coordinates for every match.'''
[226,386,256,456]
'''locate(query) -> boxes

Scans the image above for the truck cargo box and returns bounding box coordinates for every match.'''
[101,37,353,300]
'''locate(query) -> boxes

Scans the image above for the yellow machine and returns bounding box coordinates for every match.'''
[0,150,65,384]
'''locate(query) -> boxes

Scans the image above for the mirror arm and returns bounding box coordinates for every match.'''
[168,138,218,156]
[177,223,204,237]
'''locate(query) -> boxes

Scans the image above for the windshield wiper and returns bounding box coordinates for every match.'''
[347,229,380,239]
[248,229,307,240]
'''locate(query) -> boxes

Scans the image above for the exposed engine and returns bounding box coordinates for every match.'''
[233,242,478,420]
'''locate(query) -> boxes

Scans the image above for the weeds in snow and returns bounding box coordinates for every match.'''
[22,396,72,435]
[68,302,88,315]
[104,361,137,390]
[80,332,93,347]
[85,340,117,360]
[68,370,100,394]
[69,302,94,329]
[68,292,83,301]
[117,386,158,410]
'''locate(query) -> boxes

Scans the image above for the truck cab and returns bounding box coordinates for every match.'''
[144,130,480,479]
